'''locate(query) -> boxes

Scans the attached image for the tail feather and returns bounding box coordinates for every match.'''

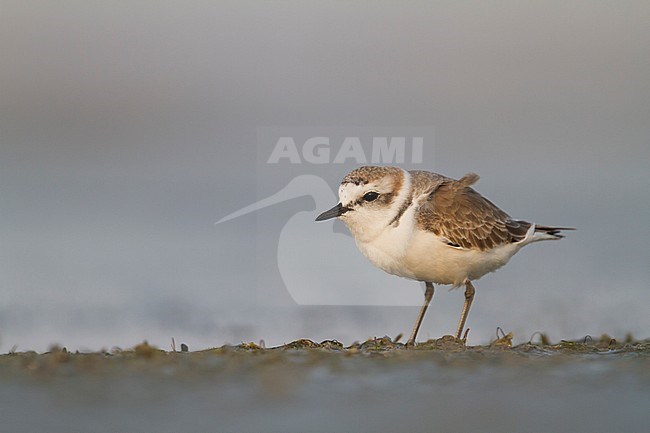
[534,225,575,239]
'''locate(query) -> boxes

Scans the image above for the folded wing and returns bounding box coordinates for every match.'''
[416,173,527,251]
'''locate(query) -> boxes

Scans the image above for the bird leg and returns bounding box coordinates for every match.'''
[455,280,476,341]
[407,282,435,346]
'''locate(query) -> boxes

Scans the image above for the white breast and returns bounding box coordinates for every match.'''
[353,193,423,280]
[357,223,524,287]
[355,226,416,279]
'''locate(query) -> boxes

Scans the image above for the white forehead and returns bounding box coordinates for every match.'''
[338,182,366,206]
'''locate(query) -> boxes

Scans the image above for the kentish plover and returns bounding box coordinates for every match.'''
[316,166,573,345]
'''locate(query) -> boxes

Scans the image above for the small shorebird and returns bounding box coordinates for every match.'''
[316,166,573,345]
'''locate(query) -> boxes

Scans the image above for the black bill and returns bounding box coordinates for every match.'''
[315,203,350,221]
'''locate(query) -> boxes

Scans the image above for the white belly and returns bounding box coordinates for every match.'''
[357,229,523,287]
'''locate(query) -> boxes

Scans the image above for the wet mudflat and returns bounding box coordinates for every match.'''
[1,336,649,433]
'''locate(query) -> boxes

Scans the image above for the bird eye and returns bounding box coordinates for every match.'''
[363,191,380,202]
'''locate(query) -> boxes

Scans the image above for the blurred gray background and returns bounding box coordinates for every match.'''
[1,1,648,352]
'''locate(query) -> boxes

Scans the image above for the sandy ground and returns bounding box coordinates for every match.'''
[1,335,649,433]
